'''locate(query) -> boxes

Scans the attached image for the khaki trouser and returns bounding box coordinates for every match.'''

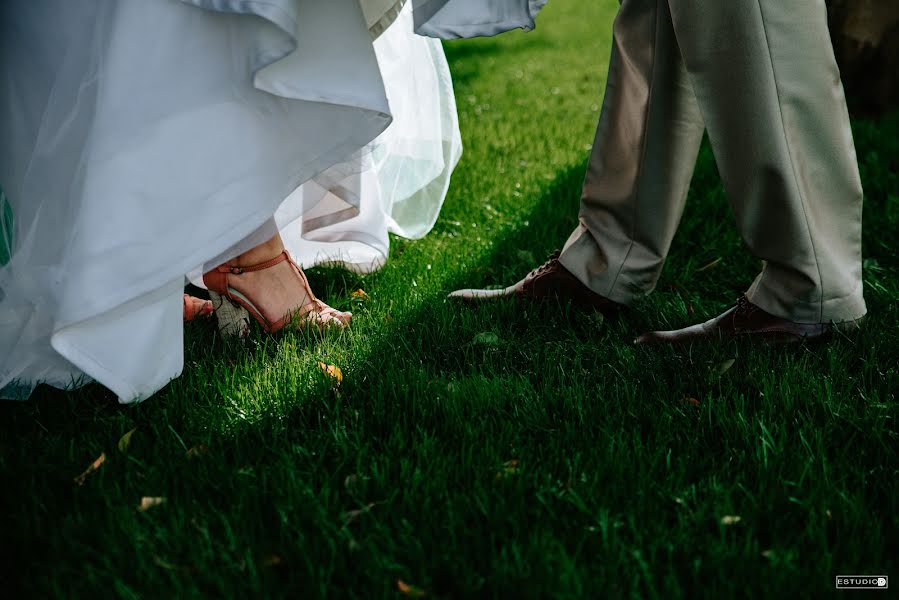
[558,0,866,323]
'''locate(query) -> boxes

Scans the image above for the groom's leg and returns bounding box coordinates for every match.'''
[665,0,865,324]
[558,0,705,306]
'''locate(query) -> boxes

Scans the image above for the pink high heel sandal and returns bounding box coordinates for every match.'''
[202,250,351,338]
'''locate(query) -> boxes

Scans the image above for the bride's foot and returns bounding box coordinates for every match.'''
[203,237,351,337]
[183,294,213,322]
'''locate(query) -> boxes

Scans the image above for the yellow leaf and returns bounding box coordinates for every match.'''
[153,555,178,570]
[138,496,167,512]
[318,362,343,387]
[74,452,106,486]
[344,474,361,492]
[350,289,370,301]
[342,502,377,527]
[496,459,520,480]
[697,258,722,272]
[678,397,701,407]
[118,428,137,453]
[260,554,283,568]
[714,359,736,376]
[186,445,210,459]
[720,515,742,526]
[396,580,427,598]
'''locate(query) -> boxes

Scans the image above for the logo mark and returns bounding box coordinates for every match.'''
[835,576,888,590]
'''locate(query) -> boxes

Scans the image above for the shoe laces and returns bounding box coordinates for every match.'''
[526,250,562,279]
[734,295,759,321]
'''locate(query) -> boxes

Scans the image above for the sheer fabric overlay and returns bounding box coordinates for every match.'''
[0,0,544,403]
[192,3,463,278]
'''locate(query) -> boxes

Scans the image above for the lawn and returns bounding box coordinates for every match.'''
[1,1,897,597]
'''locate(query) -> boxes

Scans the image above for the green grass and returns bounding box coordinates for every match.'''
[2,1,898,597]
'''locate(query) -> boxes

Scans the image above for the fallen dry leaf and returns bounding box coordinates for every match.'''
[687,302,695,316]
[720,515,742,526]
[344,474,362,492]
[714,359,736,376]
[74,452,106,486]
[138,496,167,512]
[697,258,722,272]
[260,554,284,568]
[396,580,427,598]
[186,445,210,459]
[342,502,377,527]
[318,362,343,387]
[118,428,137,453]
[678,397,701,407]
[153,555,178,570]
[350,289,370,301]
[496,459,520,480]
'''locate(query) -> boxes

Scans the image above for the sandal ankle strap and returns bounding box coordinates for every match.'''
[216,250,290,274]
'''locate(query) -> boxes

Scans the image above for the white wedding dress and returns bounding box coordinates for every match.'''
[269,3,462,275]
[0,0,545,403]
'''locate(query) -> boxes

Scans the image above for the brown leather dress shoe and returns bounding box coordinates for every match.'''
[448,250,623,314]
[634,296,851,345]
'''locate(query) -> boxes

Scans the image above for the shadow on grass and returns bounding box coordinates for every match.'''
[0,142,758,419]
[0,159,601,452]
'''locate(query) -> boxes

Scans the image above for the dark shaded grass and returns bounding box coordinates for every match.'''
[1,1,897,597]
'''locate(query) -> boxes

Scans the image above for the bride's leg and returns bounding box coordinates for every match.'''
[209,232,351,335]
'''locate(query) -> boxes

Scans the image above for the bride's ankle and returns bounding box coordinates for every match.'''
[231,235,285,268]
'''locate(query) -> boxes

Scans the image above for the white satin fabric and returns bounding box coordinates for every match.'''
[0,0,543,403]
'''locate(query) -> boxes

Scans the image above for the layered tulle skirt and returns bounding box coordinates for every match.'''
[0,0,545,402]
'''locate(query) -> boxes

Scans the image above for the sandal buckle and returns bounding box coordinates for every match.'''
[230,266,244,275]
